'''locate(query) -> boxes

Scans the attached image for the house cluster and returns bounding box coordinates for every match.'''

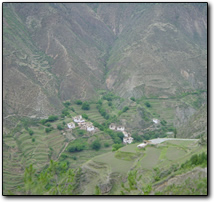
[67,115,96,132]
[109,123,134,144]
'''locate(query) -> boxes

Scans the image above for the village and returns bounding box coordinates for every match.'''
[67,115,160,145]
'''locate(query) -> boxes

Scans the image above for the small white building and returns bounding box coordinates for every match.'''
[73,115,85,123]
[153,118,159,124]
[123,137,134,144]
[87,124,95,132]
[117,126,125,132]
[109,123,116,130]
[67,122,75,129]
[122,131,129,137]
[137,143,147,148]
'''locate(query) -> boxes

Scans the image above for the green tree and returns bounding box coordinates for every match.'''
[57,124,63,130]
[45,127,52,133]
[122,106,129,112]
[174,128,177,138]
[145,102,151,108]
[94,185,101,195]
[24,164,36,194]
[47,115,58,122]
[91,139,101,151]
[75,100,82,105]
[82,102,90,110]
[28,128,34,136]
[130,97,136,101]
[82,113,88,119]
[63,101,71,108]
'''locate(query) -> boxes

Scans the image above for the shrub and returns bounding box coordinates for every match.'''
[72,156,77,160]
[82,113,88,119]
[112,143,124,151]
[32,138,35,142]
[47,115,58,122]
[57,124,64,130]
[62,108,70,116]
[40,119,47,125]
[60,153,68,160]
[104,142,110,147]
[75,100,82,105]
[97,99,103,105]
[45,127,52,133]
[45,122,51,127]
[63,101,71,108]
[70,107,75,112]
[130,97,136,101]
[67,141,86,153]
[108,101,112,106]
[28,129,34,136]
[91,140,101,151]
[122,106,129,112]
[145,102,151,108]
[82,102,90,110]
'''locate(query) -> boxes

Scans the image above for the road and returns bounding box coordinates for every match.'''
[148,138,199,144]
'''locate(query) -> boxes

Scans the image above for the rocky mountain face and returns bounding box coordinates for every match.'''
[3,3,207,123]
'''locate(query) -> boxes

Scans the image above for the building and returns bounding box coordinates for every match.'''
[153,118,159,124]
[122,131,129,137]
[137,143,147,148]
[117,126,125,131]
[109,123,116,130]
[123,137,134,144]
[86,123,95,132]
[73,115,85,123]
[67,122,75,129]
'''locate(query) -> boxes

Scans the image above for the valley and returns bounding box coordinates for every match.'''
[3,2,207,195]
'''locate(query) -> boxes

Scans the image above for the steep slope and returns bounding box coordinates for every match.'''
[3,3,207,126]
[3,3,115,122]
[105,3,207,98]
[177,104,207,139]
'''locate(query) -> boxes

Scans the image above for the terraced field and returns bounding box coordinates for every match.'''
[78,138,206,195]
[145,99,177,123]
[3,125,67,194]
[72,104,106,123]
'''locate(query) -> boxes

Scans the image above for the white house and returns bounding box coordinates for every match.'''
[123,137,134,144]
[153,118,159,124]
[73,115,85,123]
[87,124,95,132]
[117,126,125,132]
[67,122,75,129]
[122,131,129,137]
[137,143,147,148]
[109,123,116,130]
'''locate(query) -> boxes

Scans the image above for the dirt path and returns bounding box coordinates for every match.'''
[56,142,69,161]
[149,138,199,145]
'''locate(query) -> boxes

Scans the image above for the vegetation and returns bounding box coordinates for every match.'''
[145,101,151,108]
[112,143,124,151]
[75,100,82,105]
[22,160,75,195]
[28,128,34,136]
[91,139,101,151]
[81,102,90,110]
[130,97,136,102]
[57,124,64,130]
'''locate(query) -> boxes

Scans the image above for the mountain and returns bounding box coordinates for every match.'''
[3,3,207,196]
[3,3,207,125]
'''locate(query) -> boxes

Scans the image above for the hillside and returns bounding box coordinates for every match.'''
[3,3,207,125]
[3,2,207,196]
